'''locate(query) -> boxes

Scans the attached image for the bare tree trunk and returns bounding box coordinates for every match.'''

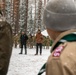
[10,0,13,25]
[47,0,49,2]
[13,0,20,34]
[0,0,6,16]
[44,0,46,5]
[34,0,36,34]
[38,0,42,29]
[24,0,28,32]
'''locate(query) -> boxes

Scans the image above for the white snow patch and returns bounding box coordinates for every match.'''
[41,30,49,37]
[7,47,51,75]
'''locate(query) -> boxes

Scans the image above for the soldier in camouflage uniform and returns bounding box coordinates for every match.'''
[42,36,46,49]
[38,0,76,75]
[45,36,50,49]
[13,34,19,48]
[32,35,36,48]
[28,34,33,49]
[0,11,12,75]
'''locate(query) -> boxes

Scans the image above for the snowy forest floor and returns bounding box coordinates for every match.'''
[7,46,51,75]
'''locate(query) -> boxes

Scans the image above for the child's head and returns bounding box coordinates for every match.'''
[43,0,76,40]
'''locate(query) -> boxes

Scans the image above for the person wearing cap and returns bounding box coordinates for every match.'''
[38,0,76,75]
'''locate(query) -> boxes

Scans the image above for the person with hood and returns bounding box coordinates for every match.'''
[38,0,76,75]
[0,12,13,75]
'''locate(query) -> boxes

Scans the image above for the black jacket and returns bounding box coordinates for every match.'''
[20,34,28,45]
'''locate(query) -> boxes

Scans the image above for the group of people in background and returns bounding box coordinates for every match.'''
[13,29,51,55]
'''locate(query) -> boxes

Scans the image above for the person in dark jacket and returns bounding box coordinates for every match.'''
[19,31,28,54]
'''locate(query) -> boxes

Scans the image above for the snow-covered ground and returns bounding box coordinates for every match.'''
[7,46,51,75]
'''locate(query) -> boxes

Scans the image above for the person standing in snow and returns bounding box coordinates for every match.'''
[38,0,76,75]
[28,34,33,49]
[35,29,43,55]
[13,34,19,48]
[19,31,28,54]
[45,36,50,49]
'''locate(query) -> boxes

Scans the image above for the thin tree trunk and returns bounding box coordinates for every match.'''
[0,0,6,16]
[13,0,20,34]
[24,0,28,32]
[44,0,46,5]
[34,0,36,34]
[38,0,42,29]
